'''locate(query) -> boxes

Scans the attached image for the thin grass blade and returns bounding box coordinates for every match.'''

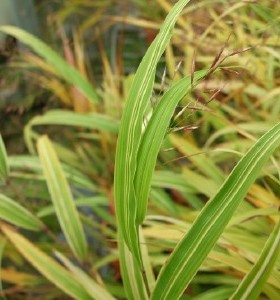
[114,0,191,264]
[0,135,9,181]
[37,136,87,261]
[55,251,116,300]
[1,226,92,300]
[193,287,236,300]
[0,194,43,231]
[27,109,119,133]
[0,26,98,103]
[170,134,224,184]
[24,110,118,154]
[152,171,196,194]
[139,227,156,294]
[230,217,280,300]
[151,122,280,300]
[9,155,96,191]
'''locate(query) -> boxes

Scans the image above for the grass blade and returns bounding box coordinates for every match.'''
[193,287,236,300]
[26,109,119,133]
[55,251,116,300]
[0,26,98,103]
[151,122,280,300]
[0,194,43,231]
[0,135,9,181]
[114,0,191,263]
[37,136,87,261]
[1,226,92,300]
[139,227,156,293]
[151,171,196,194]
[230,217,280,300]
[0,234,7,299]
[118,232,149,300]
[135,69,208,224]
[170,134,224,184]
[9,155,96,191]
[24,109,119,153]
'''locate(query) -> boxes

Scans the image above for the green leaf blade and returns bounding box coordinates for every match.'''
[0,194,42,231]
[9,155,96,192]
[55,251,116,300]
[118,231,149,300]
[27,109,119,133]
[2,226,92,300]
[37,136,88,261]
[114,0,191,263]
[0,26,98,103]
[0,134,9,181]
[135,69,208,224]
[151,122,280,300]
[230,218,280,300]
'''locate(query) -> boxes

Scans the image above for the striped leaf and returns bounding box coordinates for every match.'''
[0,134,9,181]
[151,122,280,300]
[1,226,92,300]
[230,217,280,300]
[37,136,88,261]
[139,227,156,294]
[0,26,98,103]
[135,69,208,224]
[55,251,116,300]
[0,194,43,231]
[114,0,191,264]
[118,232,149,300]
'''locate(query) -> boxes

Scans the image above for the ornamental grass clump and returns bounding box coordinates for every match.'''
[0,0,280,299]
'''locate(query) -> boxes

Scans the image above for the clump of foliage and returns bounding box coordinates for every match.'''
[0,0,280,299]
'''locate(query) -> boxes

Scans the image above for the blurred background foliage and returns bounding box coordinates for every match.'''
[0,0,280,299]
